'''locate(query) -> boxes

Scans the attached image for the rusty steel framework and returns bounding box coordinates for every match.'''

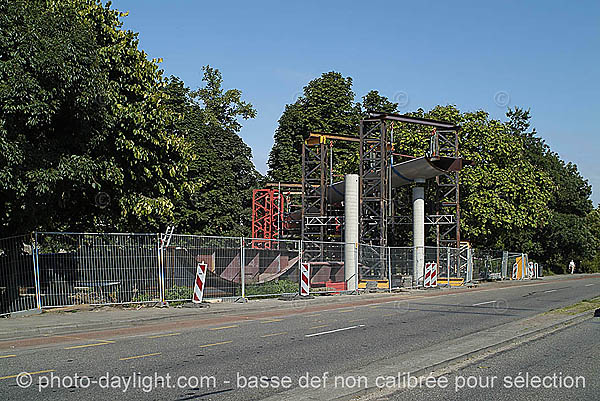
[358,113,462,274]
[300,133,358,261]
[251,113,465,271]
[301,137,328,261]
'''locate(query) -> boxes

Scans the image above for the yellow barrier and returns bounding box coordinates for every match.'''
[358,279,389,289]
[437,278,465,287]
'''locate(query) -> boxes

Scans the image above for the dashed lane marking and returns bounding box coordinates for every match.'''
[64,340,114,350]
[260,319,283,324]
[472,300,496,306]
[0,370,55,380]
[198,341,232,348]
[306,325,366,338]
[209,325,238,331]
[120,352,161,361]
[148,332,181,339]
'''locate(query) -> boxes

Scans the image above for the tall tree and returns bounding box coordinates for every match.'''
[267,72,361,182]
[164,67,259,236]
[507,107,596,272]
[0,0,195,236]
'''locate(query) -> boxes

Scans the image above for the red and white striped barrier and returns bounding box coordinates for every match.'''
[424,262,438,288]
[192,261,208,303]
[300,262,310,296]
[527,262,539,279]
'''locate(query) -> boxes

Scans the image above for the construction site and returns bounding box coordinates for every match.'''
[0,112,536,315]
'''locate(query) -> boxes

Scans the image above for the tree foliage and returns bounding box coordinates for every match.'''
[267,72,362,182]
[0,0,195,236]
[164,68,259,236]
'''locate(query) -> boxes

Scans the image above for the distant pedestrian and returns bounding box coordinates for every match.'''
[569,260,575,274]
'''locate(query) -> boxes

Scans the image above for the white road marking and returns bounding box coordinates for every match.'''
[585,284,594,287]
[472,300,496,306]
[306,325,365,338]
[544,289,557,293]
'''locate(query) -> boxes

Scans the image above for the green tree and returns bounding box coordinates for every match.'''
[0,0,195,236]
[507,108,596,272]
[267,72,361,182]
[361,90,398,113]
[164,67,260,236]
[581,207,600,272]
[385,105,553,251]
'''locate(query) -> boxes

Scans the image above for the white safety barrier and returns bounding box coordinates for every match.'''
[300,263,310,296]
[192,261,208,303]
[424,262,438,288]
[527,261,539,279]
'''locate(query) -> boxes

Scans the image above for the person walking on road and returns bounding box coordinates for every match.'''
[569,260,575,274]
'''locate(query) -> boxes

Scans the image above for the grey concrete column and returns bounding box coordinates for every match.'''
[413,180,425,285]
[344,174,359,291]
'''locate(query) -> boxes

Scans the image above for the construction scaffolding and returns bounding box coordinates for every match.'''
[252,111,470,277]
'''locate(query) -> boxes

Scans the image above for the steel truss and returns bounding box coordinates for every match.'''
[358,112,462,276]
[301,137,329,261]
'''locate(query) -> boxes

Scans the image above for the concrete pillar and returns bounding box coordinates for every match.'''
[344,174,359,291]
[413,180,425,285]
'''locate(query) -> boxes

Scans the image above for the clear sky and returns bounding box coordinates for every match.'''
[114,0,599,206]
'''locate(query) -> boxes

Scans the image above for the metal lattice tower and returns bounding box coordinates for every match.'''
[301,137,328,262]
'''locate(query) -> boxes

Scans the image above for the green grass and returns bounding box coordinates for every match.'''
[547,296,600,315]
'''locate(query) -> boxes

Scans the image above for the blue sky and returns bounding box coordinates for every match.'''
[114,0,599,206]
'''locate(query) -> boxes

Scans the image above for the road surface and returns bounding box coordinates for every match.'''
[0,275,598,400]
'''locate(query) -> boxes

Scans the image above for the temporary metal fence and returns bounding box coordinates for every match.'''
[0,232,529,315]
[0,234,38,315]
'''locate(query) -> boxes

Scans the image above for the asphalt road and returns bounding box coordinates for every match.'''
[0,275,598,400]
[377,319,600,401]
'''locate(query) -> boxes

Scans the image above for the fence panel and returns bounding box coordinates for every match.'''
[472,249,505,281]
[388,247,413,288]
[304,241,347,294]
[358,244,391,290]
[0,235,37,315]
[242,238,301,297]
[36,232,160,307]
[164,235,241,301]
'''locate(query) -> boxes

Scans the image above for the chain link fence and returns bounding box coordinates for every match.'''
[0,232,531,315]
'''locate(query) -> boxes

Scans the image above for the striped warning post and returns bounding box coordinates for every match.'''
[512,262,518,280]
[300,263,310,296]
[424,263,432,288]
[424,262,438,288]
[430,263,438,287]
[192,262,208,303]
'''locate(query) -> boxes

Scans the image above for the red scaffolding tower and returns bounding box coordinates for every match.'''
[251,189,284,249]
